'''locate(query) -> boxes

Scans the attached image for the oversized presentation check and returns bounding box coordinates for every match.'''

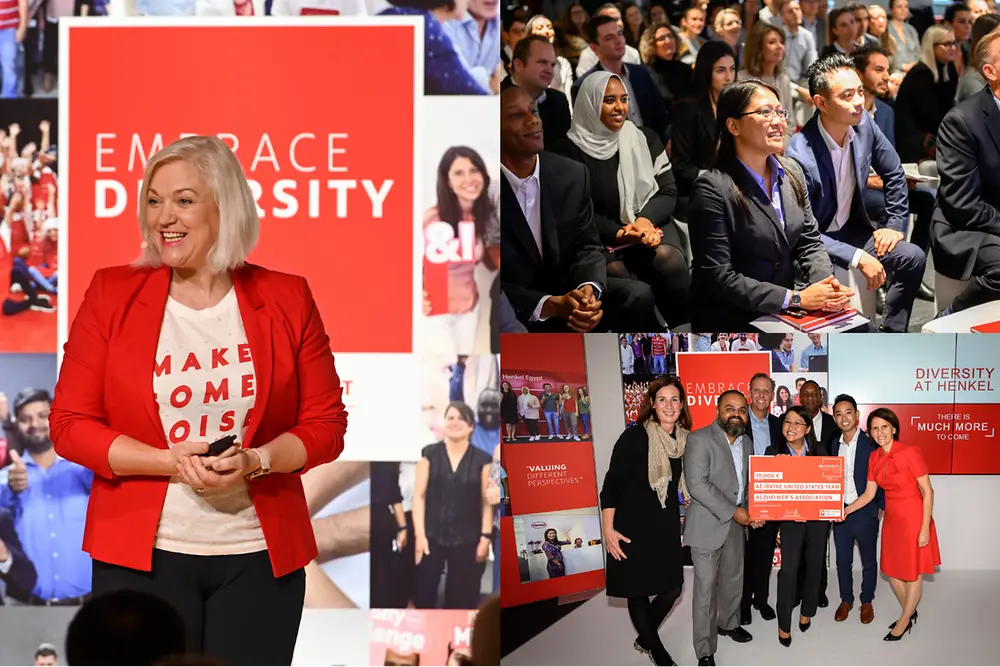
[748,456,845,521]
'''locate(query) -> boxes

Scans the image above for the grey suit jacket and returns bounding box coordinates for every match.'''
[683,422,751,551]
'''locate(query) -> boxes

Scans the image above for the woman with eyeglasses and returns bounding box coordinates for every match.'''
[843,408,940,642]
[640,22,695,115]
[893,25,960,163]
[686,79,852,332]
[765,405,830,647]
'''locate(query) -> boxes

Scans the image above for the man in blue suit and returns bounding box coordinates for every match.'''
[787,54,926,332]
[830,394,884,626]
[853,46,936,303]
[571,14,669,143]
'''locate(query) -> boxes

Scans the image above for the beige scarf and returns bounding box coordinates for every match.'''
[645,420,689,509]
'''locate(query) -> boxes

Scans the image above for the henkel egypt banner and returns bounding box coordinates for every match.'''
[675,351,771,429]
[61,19,420,354]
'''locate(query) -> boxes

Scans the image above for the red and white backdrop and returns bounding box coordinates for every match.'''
[49,17,496,667]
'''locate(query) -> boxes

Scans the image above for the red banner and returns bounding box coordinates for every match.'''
[855,404,955,474]
[749,456,845,521]
[503,441,598,516]
[63,22,418,354]
[675,351,771,429]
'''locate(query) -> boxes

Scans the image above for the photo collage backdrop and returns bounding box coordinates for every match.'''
[0,6,500,666]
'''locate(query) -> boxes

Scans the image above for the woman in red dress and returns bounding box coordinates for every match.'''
[843,408,941,642]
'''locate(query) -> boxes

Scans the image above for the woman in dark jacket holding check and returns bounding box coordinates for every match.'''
[764,405,830,647]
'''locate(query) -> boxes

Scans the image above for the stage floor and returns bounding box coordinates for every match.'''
[502,568,1000,666]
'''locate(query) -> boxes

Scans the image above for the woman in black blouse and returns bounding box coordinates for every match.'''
[413,402,493,609]
[371,462,413,608]
[601,375,691,666]
[640,22,695,116]
[672,41,737,197]
[551,71,690,327]
[894,24,960,164]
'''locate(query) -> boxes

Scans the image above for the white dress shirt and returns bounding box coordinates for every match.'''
[817,116,864,268]
[838,428,861,505]
[576,44,641,78]
[812,410,824,443]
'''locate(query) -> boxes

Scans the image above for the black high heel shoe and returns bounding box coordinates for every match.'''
[799,618,811,632]
[883,619,913,641]
[887,610,918,629]
[778,633,792,647]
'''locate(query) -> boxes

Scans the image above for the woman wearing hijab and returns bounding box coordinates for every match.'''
[600,375,690,666]
[551,71,690,327]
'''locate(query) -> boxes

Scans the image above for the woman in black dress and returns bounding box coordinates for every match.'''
[551,71,690,327]
[640,22,695,118]
[500,381,519,442]
[600,375,691,666]
[894,24,959,163]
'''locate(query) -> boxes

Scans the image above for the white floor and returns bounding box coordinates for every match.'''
[503,569,1000,666]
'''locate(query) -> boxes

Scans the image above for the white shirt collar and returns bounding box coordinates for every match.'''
[818,115,856,154]
[500,155,540,191]
[840,428,861,448]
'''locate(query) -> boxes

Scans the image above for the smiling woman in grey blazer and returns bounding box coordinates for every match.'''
[683,390,759,667]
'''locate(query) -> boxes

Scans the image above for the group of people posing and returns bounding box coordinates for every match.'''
[600,373,941,665]
[499,0,1000,333]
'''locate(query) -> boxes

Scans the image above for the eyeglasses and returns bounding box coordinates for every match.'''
[935,40,958,48]
[738,107,790,121]
[784,420,808,428]
[654,34,675,43]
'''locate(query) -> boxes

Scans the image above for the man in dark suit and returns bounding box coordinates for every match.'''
[0,507,38,604]
[830,394,884,625]
[798,379,836,608]
[499,81,660,332]
[741,374,785,626]
[932,31,1000,317]
[853,46,936,303]
[509,35,572,150]
[571,14,669,142]
[787,54,926,333]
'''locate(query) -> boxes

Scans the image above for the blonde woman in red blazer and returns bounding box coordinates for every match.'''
[49,136,347,666]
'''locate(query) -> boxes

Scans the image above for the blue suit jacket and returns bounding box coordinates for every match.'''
[873,98,895,148]
[571,62,669,143]
[842,430,885,518]
[786,112,909,268]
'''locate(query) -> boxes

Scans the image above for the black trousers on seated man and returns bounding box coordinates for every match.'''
[862,185,936,255]
[742,521,780,618]
[522,277,662,332]
[826,222,926,331]
[947,235,1000,313]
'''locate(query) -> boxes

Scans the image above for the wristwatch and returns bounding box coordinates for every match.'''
[791,291,802,308]
[245,448,271,481]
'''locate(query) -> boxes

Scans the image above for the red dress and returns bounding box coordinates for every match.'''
[868,442,942,580]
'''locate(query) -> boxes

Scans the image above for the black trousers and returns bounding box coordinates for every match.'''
[742,521,779,612]
[776,521,827,634]
[371,511,416,608]
[414,540,486,609]
[92,549,305,666]
[951,234,1000,313]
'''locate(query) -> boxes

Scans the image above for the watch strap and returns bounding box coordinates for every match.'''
[245,447,271,480]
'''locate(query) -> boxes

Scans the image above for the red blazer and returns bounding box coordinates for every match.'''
[50,263,347,578]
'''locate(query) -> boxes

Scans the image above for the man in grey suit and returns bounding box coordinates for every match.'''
[684,390,759,666]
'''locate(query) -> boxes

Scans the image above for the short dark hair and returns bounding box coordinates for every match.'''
[444,401,476,427]
[513,34,552,66]
[832,393,858,411]
[34,645,58,660]
[588,13,619,43]
[852,44,890,73]
[499,76,519,94]
[504,13,526,31]
[867,407,901,440]
[807,52,857,98]
[67,590,186,667]
[845,1,866,13]
[749,372,776,392]
[717,389,747,405]
[800,379,822,392]
[945,2,971,24]
[597,2,620,14]
[13,387,52,417]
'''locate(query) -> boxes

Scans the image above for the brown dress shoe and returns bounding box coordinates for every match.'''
[835,602,853,622]
[860,603,875,624]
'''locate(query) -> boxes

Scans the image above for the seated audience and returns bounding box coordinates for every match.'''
[894,25,960,163]
[499,81,660,332]
[714,7,745,64]
[956,13,1000,102]
[932,30,1000,316]
[561,1,591,69]
[688,79,851,331]
[887,0,921,72]
[865,4,903,94]
[848,3,882,49]
[574,14,669,142]
[823,7,859,57]
[622,1,647,49]
[678,5,708,65]
[774,0,819,125]
[944,2,974,75]
[854,45,937,303]
[739,22,795,140]
[968,0,993,21]
[672,41,738,197]
[577,4,643,77]
[800,0,827,51]
[553,72,690,326]
[641,22,695,117]
[510,35,573,148]
[66,590,187,666]
[788,54,926,333]
[526,14,574,95]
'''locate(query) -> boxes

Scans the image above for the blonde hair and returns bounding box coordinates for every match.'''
[135,135,259,273]
[919,24,954,82]
[714,8,742,36]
